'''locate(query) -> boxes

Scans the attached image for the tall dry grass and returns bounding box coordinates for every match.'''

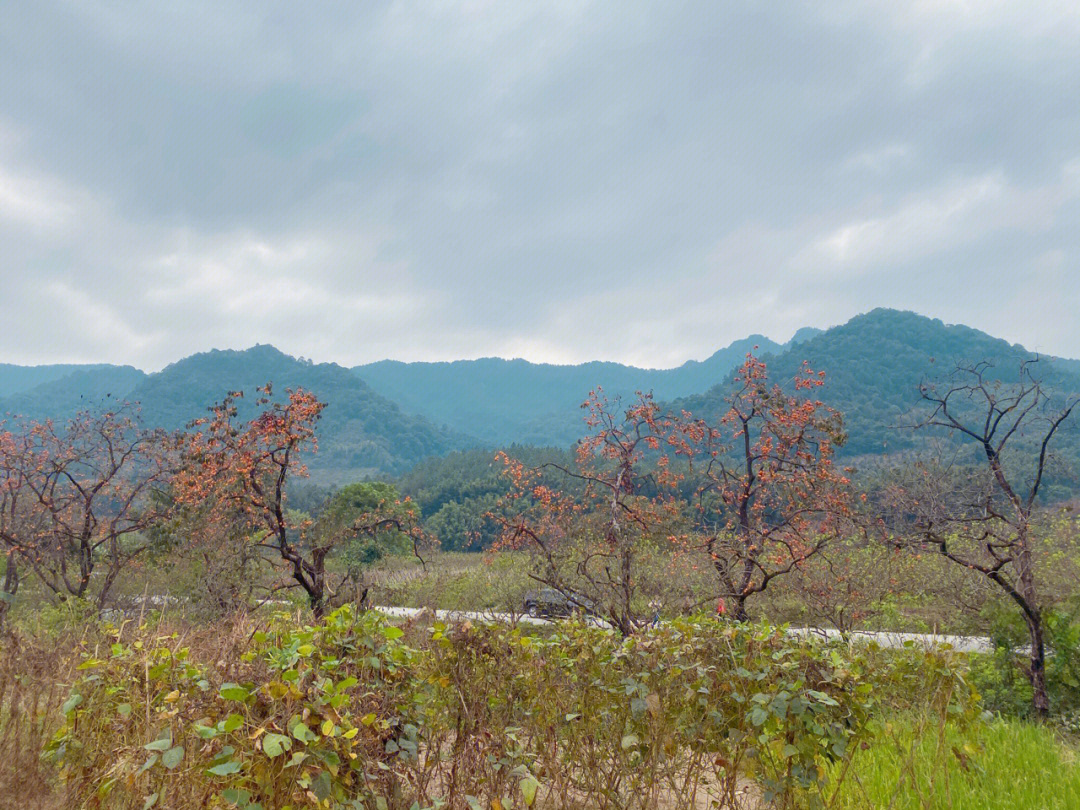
[0,629,83,809]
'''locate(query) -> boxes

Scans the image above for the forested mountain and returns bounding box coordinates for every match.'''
[0,346,472,480]
[354,334,800,446]
[673,309,1080,460]
[0,365,147,422]
[2,310,1076,484]
[0,363,133,399]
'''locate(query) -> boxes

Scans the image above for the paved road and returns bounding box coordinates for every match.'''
[371,605,995,653]
[113,597,996,654]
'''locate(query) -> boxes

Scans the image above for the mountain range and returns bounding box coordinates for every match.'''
[676,309,1080,459]
[354,328,821,446]
[0,346,469,479]
[1,309,1077,481]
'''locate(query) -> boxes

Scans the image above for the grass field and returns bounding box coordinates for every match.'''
[828,717,1080,809]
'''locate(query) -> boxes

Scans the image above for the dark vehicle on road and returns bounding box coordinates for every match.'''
[523,587,595,619]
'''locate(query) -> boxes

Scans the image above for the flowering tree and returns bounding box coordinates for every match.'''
[176,386,423,617]
[0,407,174,612]
[498,391,691,635]
[691,356,855,621]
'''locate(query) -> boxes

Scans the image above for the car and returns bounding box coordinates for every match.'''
[523,587,595,619]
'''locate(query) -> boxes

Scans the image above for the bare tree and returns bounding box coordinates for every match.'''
[0,427,37,627]
[889,359,1078,717]
[0,408,174,611]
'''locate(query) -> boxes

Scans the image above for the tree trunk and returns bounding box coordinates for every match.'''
[1025,612,1050,719]
[1016,522,1050,718]
[309,570,328,619]
[0,553,17,629]
[733,596,749,623]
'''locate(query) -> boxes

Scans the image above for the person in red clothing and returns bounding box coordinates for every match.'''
[716,597,727,619]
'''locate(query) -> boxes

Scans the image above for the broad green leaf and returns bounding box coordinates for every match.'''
[290,721,314,743]
[207,760,242,776]
[144,737,172,752]
[219,683,249,702]
[162,746,184,770]
[520,776,540,806]
[311,771,332,802]
[221,788,252,807]
[262,733,292,758]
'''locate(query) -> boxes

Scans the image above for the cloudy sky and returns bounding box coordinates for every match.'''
[2,1,1078,370]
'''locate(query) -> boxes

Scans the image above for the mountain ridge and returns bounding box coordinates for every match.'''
[352,334,797,445]
[0,345,474,481]
[2,310,1077,478]
[675,308,1080,459]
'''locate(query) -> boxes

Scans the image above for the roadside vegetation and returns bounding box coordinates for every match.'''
[1,352,1079,807]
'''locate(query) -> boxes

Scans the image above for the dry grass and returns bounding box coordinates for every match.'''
[0,630,82,809]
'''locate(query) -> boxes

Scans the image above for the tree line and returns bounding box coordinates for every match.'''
[1,356,1077,717]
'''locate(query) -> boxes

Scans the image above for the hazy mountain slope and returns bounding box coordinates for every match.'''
[673,309,1080,458]
[0,363,126,399]
[354,335,785,446]
[1,346,474,480]
[125,345,475,478]
[3,310,1075,481]
[0,366,147,421]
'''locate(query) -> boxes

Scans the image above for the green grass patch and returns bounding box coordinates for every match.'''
[829,716,1080,809]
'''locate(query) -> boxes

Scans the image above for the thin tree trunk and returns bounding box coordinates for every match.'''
[1026,613,1050,718]
[733,596,749,623]
[310,569,328,619]
[1016,522,1050,718]
[0,553,18,629]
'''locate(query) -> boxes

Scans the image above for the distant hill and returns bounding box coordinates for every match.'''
[3,311,1076,483]
[0,366,147,422]
[1,346,473,480]
[673,309,1080,460]
[354,334,791,446]
[0,363,129,399]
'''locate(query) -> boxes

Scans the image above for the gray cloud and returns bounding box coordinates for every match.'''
[1,1,1078,369]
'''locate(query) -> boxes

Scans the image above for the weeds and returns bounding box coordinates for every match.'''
[30,608,985,810]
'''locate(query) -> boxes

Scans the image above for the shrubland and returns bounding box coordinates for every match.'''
[2,351,1080,808]
[5,606,997,810]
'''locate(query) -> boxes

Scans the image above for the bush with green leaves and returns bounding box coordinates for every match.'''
[46,609,981,810]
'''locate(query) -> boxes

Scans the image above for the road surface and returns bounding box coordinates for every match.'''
[371,605,995,653]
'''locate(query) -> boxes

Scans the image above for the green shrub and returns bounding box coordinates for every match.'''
[46,610,981,810]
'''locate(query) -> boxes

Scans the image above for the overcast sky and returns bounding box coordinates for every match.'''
[2,2,1078,370]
